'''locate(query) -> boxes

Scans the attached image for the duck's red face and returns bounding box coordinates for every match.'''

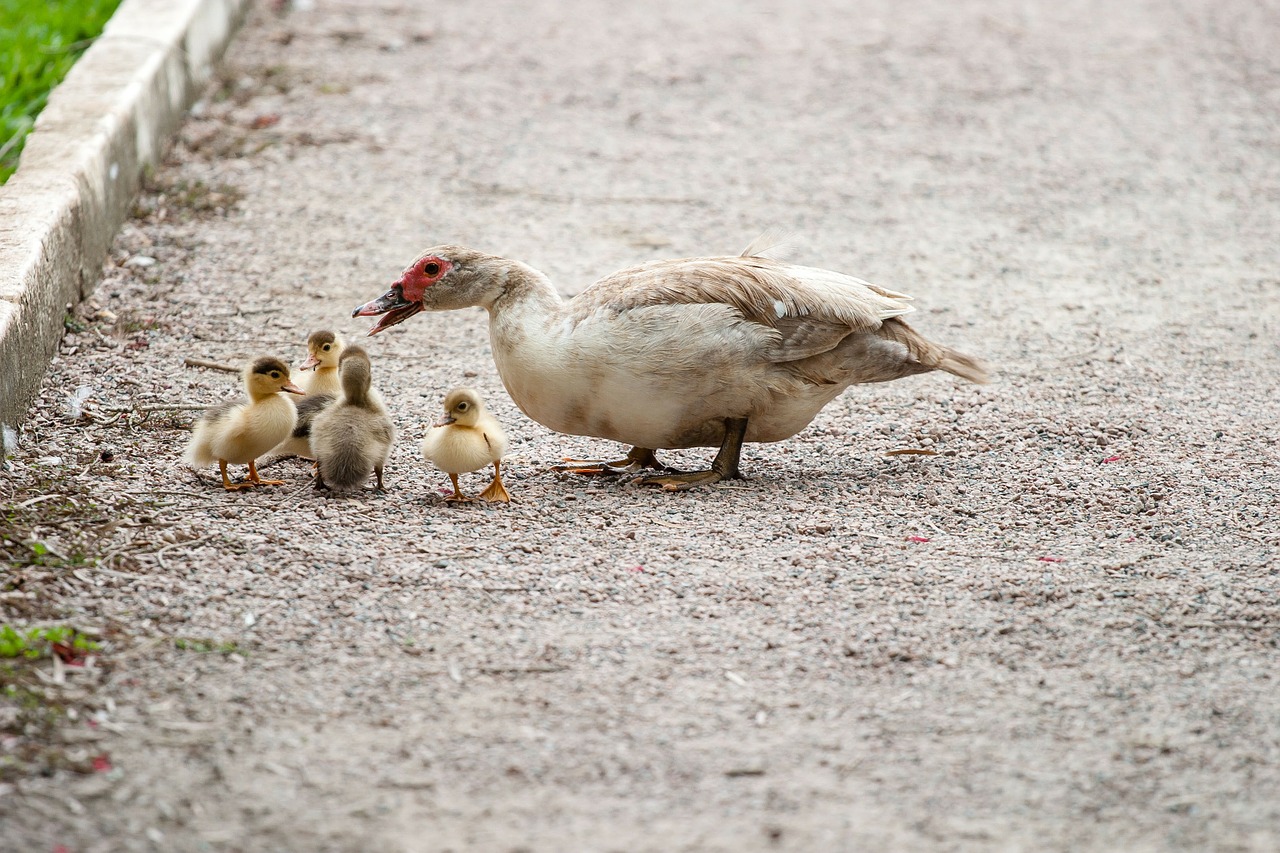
[352,255,452,336]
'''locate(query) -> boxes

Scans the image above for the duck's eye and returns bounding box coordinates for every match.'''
[322,344,331,351]
[456,402,469,411]
[270,371,281,380]
[424,261,441,276]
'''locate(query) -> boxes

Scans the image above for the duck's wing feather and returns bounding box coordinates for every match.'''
[575,257,911,327]
[571,256,915,362]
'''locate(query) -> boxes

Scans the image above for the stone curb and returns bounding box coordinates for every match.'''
[0,0,248,431]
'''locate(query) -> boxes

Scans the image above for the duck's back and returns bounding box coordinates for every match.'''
[576,256,915,332]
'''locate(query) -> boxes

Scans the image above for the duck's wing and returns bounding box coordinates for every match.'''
[572,256,915,362]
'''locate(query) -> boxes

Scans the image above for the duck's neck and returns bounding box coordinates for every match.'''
[485,259,565,321]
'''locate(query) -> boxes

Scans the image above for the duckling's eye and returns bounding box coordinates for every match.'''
[270,371,281,379]
[456,401,469,411]
[322,344,331,351]
[424,261,441,276]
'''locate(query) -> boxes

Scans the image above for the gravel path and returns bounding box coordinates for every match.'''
[2,0,1278,850]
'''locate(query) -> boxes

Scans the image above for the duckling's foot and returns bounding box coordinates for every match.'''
[219,460,254,491]
[247,460,285,487]
[479,462,511,503]
[553,447,673,475]
[637,417,747,492]
[444,474,473,503]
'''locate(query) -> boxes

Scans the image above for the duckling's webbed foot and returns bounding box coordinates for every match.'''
[638,418,747,492]
[219,460,253,491]
[247,460,285,487]
[444,473,473,503]
[479,461,511,503]
[553,447,675,476]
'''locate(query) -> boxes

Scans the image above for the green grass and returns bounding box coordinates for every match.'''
[0,624,99,659]
[173,637,242,655]
[1,0,124,183]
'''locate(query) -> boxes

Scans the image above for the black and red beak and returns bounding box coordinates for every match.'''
[352,284,423,336]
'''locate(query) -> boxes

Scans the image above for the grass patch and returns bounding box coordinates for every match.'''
[0,624,100,659]
[0,625,104,781]
[173,637,241,655]
[1,0,125,183]
[130,172,245,222]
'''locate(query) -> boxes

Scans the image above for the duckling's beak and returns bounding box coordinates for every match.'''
[298,353,321,371]
[352,285,423,336]
[433,414,456,427]
[281,382,306,395]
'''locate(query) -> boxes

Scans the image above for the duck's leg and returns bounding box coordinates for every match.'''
[373,464,386,493]
[479,460,511,503]
[219,460,251,491]
[553,446,676,475]
[247,459,285,487]
[445,473,473,503]
[638,418,747,491]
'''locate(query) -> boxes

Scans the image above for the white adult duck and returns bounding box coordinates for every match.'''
[353,237,988,490]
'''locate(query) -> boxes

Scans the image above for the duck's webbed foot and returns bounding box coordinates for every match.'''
[553,446,676,476]
[638,418,747,492]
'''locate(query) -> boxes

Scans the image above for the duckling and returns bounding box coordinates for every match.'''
[295,330,345,397]
[421,387,510,502]
[184,356,304,490]
[310,345,395,491]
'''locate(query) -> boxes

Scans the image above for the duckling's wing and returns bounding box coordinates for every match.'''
[480,425,508,460]
[574,257,913,333]
[292,393,336,439]
[195,397,244,427]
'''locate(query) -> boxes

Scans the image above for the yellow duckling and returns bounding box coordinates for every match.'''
[310,346,395,492]
[184,356,304,490]
[295,330,345,397]
[421,387,510,502]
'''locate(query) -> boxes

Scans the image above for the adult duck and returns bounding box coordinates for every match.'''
[353,238,988,490]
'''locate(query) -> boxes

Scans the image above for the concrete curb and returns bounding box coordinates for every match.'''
[0,0,247,430]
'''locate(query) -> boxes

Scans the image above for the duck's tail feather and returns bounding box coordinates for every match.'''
[935,349,990,384]
[880,318,991,384]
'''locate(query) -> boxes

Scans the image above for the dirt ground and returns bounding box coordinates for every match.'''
[2,0,1278,850]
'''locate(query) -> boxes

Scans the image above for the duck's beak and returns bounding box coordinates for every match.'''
[281,382,306,395]
[298,353,321,371]
[433,414,456,427]
[352,285,423,336]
